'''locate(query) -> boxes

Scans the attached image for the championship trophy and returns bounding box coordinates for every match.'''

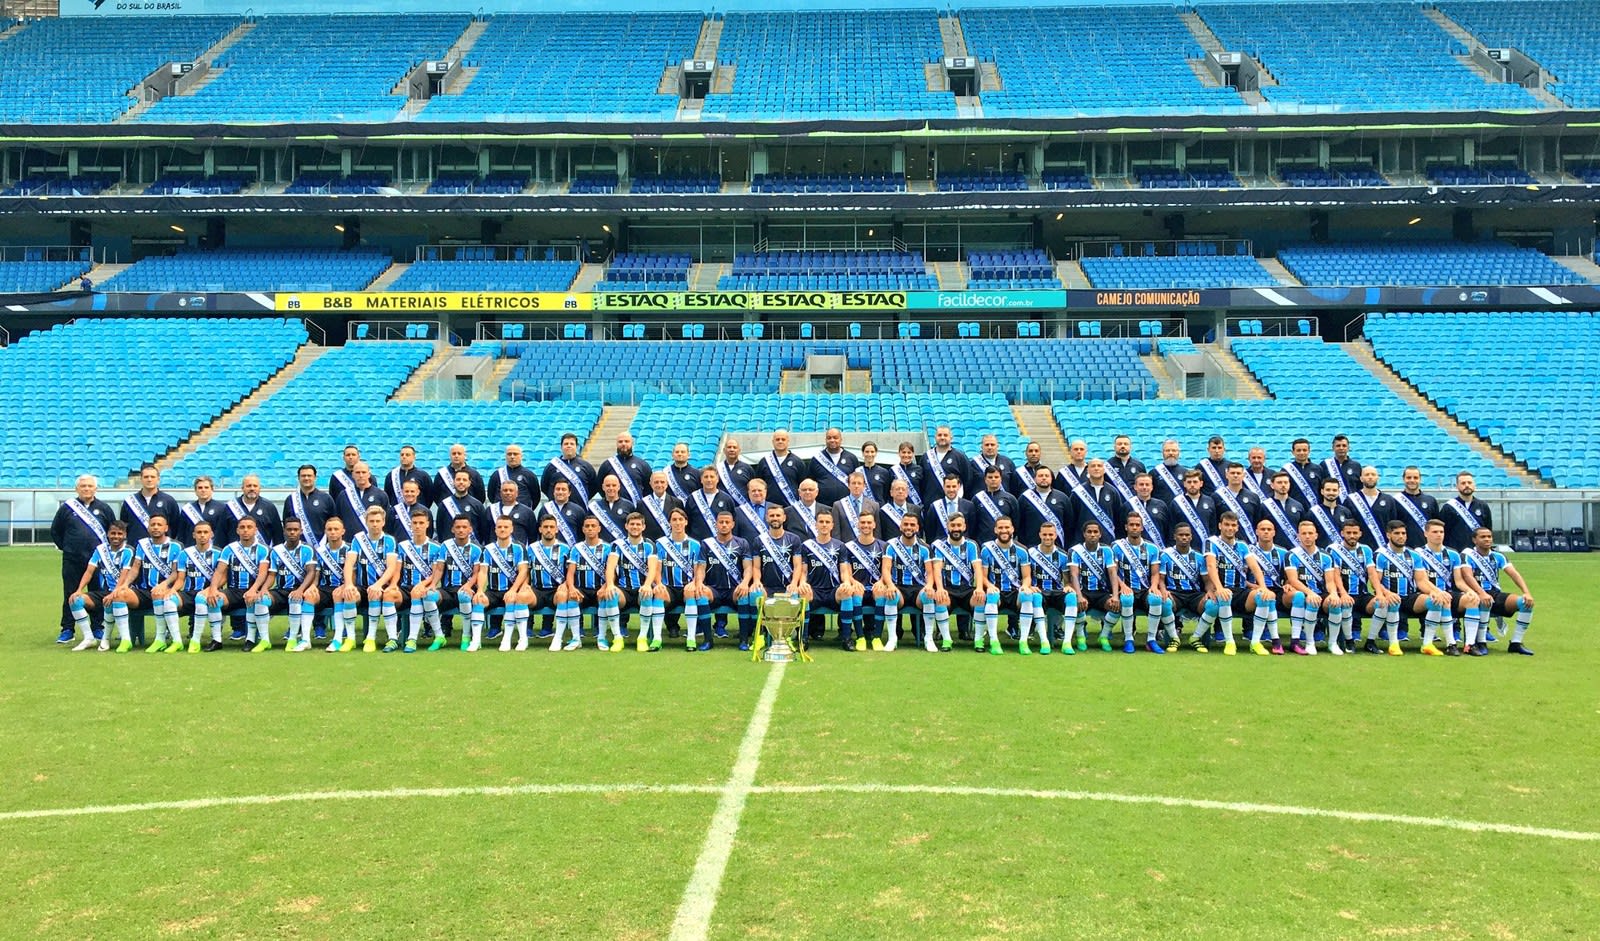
[754,594,809,663]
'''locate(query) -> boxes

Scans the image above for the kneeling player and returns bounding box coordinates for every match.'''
[1462,526,1535,656]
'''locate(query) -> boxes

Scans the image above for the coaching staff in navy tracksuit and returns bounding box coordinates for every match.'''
[51,474,117,644]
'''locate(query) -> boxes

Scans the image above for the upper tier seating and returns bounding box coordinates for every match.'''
[960,6,1245,117]
[631,173,721,194]
[0,16,239,124]
[3,174,118,196]
[284,173,392,195]
[1053,337,1520,491]
[1426,164,1537,186]
[628,392,1025,470]
[140,14,469,123]
[751,173,904,194]
[717,250,935,291]
[1197,2,1537,112]
[385,259,580,292]
[418,13,699,121]
[102,249,392,293]
[594,253,692,291]
[426,173,529,195]
[1280,165,1388,186]
[0,318,305,487]
[498,338,1155,404]
[1081,255,1279,289]
[1137,167,1239,189]
[170,341,601,488]
[1443,1,1600,109]
[144,174,253,196]
[1042,170,1094,190]
[0,259,91,293]
[703,9,956,120]
[937,170,1027,192]
[1276,241,1584,286]
[1365,311,1600,487]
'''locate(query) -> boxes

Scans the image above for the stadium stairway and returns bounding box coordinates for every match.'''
[85,262,130,286]
[690,263,727,291]
[365,263,410,291]
[144,344,326,480]
[1257,257,1302,285]
[1423,7,1566,108]
[1010,405,1071,469]
[1207,344,1272,399]
[390,344,452,401]
[934,261,967,289]
[693,15,723,60]
[1556,256,1600,281]
[399,17,489,113]
[1341,341,1550,488]
[117,20,260,123]
[582,405,639,461]
[1140,352,1179,397]
[939,15,967,57]
[1056,260,1091,289]
[570,263,605,292]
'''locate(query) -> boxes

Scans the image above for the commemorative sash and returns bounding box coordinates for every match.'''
[717,461,750,508]
[445,540,476,583]
[354,532,385,572]
[571,541,605,580]
[702,536,740,580]
[764,453,800,505]
[1023,489,1067,538]
[333,471,364,522]
[844,540,879,576]
[182,500,205,530]
[613,538,649,577]
[889,540,925,585]
[974,490,1005,528]
[642,494,672,535]
[549,458,590,504]
[587,497,627,542]
[68,499,109,548]
[1282,462,1321,507]
[274,542,307,584]
[1465,548,1501,590]
[816,452,852,489]
[389,468,404,503]
[543,504,577,545]
[528,541,564,583]
[692,489,720,533]
[924,450,948,495]
[986,541,1022,589]
[290,491,314,534]
[1115,539,1149,589]
[892,463,923,506]
[1324,458,1351,499]
[1417,546,1454,585]
[1394,492,1430,533]
[755,529,793,582]
[1068,481,1115,536]
[934,539,974,585]
[1198,459,1227,495]
[1028,546,1064,587]
[1242,470,1269,500]
[1075,544,1108,586]
[1251,544,1282,587]
[1172,495,1210,543]
[1258,497,1295,545]
[1163,547,1201,589]
[1349,491,1385,541]
[1446,498,1483,536]
[1152,463,1185,502]
[791,502,820,539]
[838,496,864,540]
[606,457,643,504]
[313,538,344,585]
[440,495,465,529]
[436,464,456,495]
[1289,546,1326,592]
[225,541,261,588]
[803,539,841,582]
[185,545,217,586]
[1377,546,1414,590]
[1213,486,1252,530]
[666,466,691,502]
[125,493,153,533]
[485,542,518,582]
[881,502,909,532]
[140,538,176,581]
[1305,501,1340,542]
[399,540,431,581]
[1127,495,1166,550]
[1210,537,1246,582]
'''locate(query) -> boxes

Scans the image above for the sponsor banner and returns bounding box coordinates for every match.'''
[274,292,592,312]
[907,290,1066,310]
[592,290,907,311]
[1072,288,1221,309]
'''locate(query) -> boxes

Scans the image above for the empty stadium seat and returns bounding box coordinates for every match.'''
[1277,241,1584,286]
[102,248,392,293]
[387,259,579,292]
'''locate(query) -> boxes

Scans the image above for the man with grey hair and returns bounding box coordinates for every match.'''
[50,474,116,644]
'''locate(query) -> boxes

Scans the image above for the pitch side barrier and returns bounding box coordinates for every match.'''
[6,285,1600,315]
[3,488,1596,548]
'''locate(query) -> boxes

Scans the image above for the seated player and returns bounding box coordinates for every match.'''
[564,517,614,651]
[474,515,531,653]
[1284,520,1345,656]
[393,508,443,654]
[977,516,1032,657]
[1243,518,1291,656]
[209,516,273,652]
[794,512,858,650]
[268,517,319,652]
[305,517,357,653]
[1411,519,1476,657]
[433,515,483,651]
[603,512,656,652]
[1326,521,1377,654]
[1024,521,1074,655]
[343,505,401,653]
[1109,512,1163,654]
[749,504,805,655]
[113,513,184,653]
[525,515,569,644]
[1068,521,1120,652]
[173,521,223,653]
[841,511,887,651]
[928,513,982,653]
[880,512,936,652]
[1197,511,1262,656]
[1157,523,1208,653]
[1368,520,1420,657]
[1461,526,1535,656]
[652,508,707,650]
[69,520,133,652]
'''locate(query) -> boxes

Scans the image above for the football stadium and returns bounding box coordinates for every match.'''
[2,0,1599,936]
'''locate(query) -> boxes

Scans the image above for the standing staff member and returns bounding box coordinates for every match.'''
[51,474,116,645]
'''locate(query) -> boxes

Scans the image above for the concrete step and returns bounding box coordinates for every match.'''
[85,262,131,287]
[844,369,872,394]
[779,370,807,394]
[0,22,28,41]
[1140,353,1179,398]
[978,61,1003,92]
[712,65,734,95]
[1256,257,1301,286]
[1555,255,1600,282]
[939,15,967,57]
[147,345,327,477]
[581,405,640,461]
[1055,259,1091,290]
[201,20,257,65]
[934,261,967,290]
[1343,341,1550,488]
[366,262,410,291]
[659,64,681,95]
[570,263,605,292]
[694,17,723,61]
[390,344,453,401]
[924,62,948,93]
[1202,343,1273,400]
[483,358,516,400]
[1187,57,1221,88]
[1180,11,1226,55]
[691,262,727,292]
[1011,405,1071,470]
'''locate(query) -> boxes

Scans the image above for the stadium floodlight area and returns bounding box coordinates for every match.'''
[1443,0,1600,109]
[1195,2,1537,112]
[628,392,1025,470]
[1053,337,1521,490]
[416,13,701,122]
[0,318,306,487]
[703,9,956,120]
[1276,241,1586,287]
[139,14,469,123]
[101,249,393,294]
[1365,311,1600,487]
[169,341,602,489]
[0,16,239,124]
[386,260,581,293]
[959,6,1248,117]
[1080,255,1280,290]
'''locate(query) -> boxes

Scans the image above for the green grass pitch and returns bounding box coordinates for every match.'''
[2,546,1597,940]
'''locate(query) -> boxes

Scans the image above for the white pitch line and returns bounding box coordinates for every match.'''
[668,661,787,941]
[0,783,721,822]
[749,784,1600,843]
